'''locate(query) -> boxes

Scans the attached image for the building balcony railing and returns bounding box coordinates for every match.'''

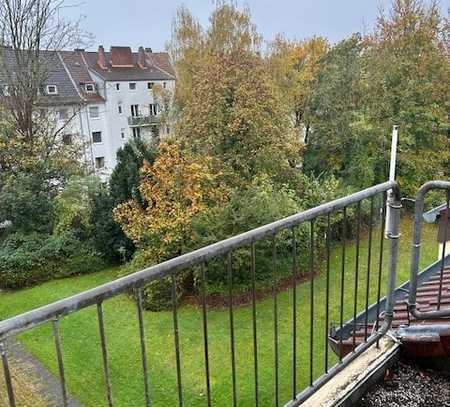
[128,115,160,127]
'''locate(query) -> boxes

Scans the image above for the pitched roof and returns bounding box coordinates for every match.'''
[59,50,105,103]
[0,46,83,106]
[83,47,176,82]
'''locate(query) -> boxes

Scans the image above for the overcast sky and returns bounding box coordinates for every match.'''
[64,0,446,52]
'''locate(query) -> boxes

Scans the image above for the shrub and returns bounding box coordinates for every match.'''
[0,232,106,289]
[191,176,303,293]
[121,250,185,311]
[90,187,135,264]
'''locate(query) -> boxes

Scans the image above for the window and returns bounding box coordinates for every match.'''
[129,82,137,90]
[85,83,95,93]
[89,106,100,119]
[1,85,9,96]
[118,105,122,114]
[163,82,167,89]
[132,127,141,138]
[116,83,120,91]
[147,82,154,90]
[131,104,139,117]
[92,131,102,143]
[149,103,158,116]
[95,157,105,169]
[58,109,68,120]
[121,128,126,139]
[62,134,72,145]
[46,85,58,95]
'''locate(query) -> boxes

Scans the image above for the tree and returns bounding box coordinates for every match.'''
[0,0,90,138]
[113,142,224,264]
[268,35,329,138]
[109,137,158,207]
[363,0,450,193]
[304,34,373,187]
[170,3,302,188]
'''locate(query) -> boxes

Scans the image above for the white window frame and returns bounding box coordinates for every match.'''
[89,106,100,119]
[95,156,105,169]
[85,83,95,93]
[129,82,137,91]
[92,131,102,144]
[46,85,58,95]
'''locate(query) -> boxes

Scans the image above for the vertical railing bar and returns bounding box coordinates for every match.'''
[291,228,298,399]
[136,288,151,407]
[339,207,347,362]
[324,213,331,374]
[437,190,450,310]
[272,237,279,407]
[171,274,183,407]
[375,193,386,348]
[228,252,238,407]
[309,219,315,386]
[97,302,113,407]
[0,341,16,407]
[52,318,68,407]
[200,264,212,407]
[364,197,375,340]
[250,243,259,406]
[352,202,361,352]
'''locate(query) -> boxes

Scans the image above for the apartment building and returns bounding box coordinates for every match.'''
[0,45,176,178]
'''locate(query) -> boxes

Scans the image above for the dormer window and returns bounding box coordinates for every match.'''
[47,85,58,95]
[85,83,95,93]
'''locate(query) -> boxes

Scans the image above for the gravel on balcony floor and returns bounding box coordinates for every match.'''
[358,358,450,407]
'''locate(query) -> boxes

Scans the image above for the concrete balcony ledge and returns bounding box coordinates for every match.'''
[128,115,160,127]
[303,338,400,407]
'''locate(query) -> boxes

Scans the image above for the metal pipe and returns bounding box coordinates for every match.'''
[0,181,398,341]
[408,181,450,319]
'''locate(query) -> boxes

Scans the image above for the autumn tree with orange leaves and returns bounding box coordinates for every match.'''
[113,142,225,264]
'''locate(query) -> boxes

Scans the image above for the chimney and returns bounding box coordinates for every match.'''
[138,46,147,69]
[97,45,107,70]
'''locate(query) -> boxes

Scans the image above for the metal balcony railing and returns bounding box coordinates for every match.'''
[0,181,402,407]
[128,115,160,127]
[408,180,450,319]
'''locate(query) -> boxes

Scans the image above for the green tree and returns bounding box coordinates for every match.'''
[169,3,302,188]
[364,0,450,194]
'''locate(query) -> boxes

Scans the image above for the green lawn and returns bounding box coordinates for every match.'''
[0,217,438,407]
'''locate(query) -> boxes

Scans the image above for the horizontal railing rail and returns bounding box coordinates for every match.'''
[0,180,401,407]
[408,180,450,320]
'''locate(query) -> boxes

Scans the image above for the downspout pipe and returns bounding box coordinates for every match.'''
[408,180,450,319]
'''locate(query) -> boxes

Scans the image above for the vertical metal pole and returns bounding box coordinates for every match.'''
[339,208,347,361]
[376,193,387,348]
[324,214,331,374]
[228,253,237,407]
[97,302,113,407]
[0,342,16,407]
[200,265,212,407]
[385,125,399,236]
[309,220,315,385]
[364,197,374,340]
[136,288,151,407]
[437,192,450,310]
[291,229,298,399]
[272,238,279,407]
[352,203,361,351]
[52,319,68,407]
[171,275,183,407]
[250,243,259,406]
[384,192,402,324]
